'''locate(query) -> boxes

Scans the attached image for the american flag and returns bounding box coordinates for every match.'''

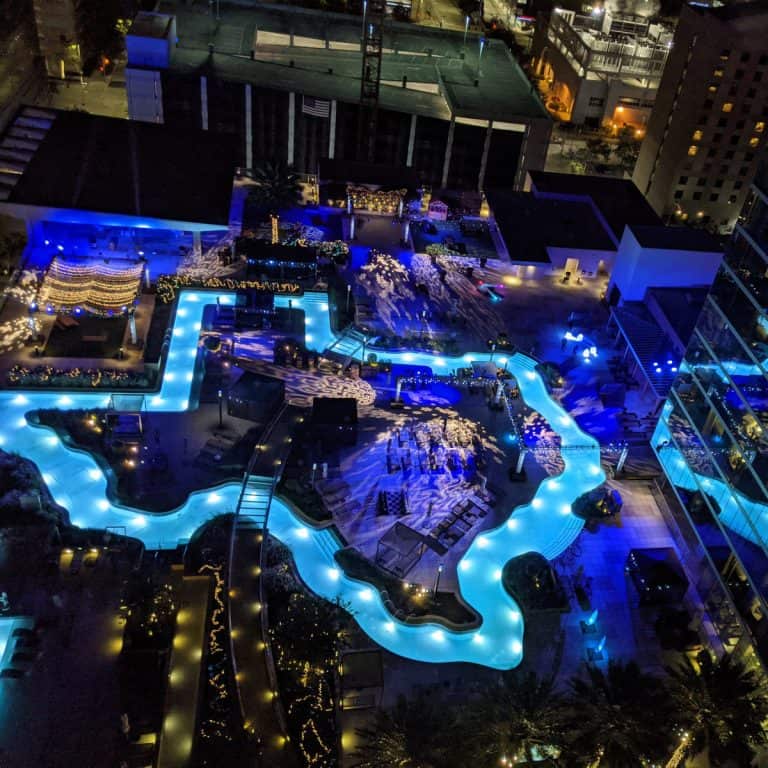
[302,95,330,118]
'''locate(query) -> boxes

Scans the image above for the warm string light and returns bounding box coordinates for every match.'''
[38,257,143,313]
[156,274,301,303]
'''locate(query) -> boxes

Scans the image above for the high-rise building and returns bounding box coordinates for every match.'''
[531,8,673,129]
[653,150,768,669]
[633,1,768,234]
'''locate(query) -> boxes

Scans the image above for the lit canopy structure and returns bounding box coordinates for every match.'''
[39,256,144,314]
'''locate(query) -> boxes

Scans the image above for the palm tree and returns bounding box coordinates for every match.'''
[561,660,672,767]
[461,670,566,767]
[247,159,302,215]
[352,693,460,768]
[665,652,768,767]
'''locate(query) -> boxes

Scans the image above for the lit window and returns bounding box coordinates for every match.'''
[714,68,724,78]
[692,130,703,141]
[722,103,733,112]
[750,137,760,147]
[756,121,765,133]
[688,145,699,156]
[708,84,718,93]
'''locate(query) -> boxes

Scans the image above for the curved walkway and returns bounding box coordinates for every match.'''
[0,290,604,669]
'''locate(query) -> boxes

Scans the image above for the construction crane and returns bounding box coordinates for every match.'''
[358,0,386,163]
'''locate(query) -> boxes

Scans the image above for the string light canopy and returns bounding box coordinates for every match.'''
[38,256,143,315]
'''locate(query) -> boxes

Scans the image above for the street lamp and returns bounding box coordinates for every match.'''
[434,563,444,594]
[346,284,351,314]
[218,389,224,428]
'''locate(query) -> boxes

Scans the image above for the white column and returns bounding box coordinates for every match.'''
[406,114,417,167]
[516,447,527,474]
[200,76,209,130]
[129,313,138,345]
[329,99,337,159]
[288,92,296,166]
[478,122,493,192]
[441,118,455,188]
[244,83,253,169]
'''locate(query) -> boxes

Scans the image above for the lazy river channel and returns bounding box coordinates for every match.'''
[2,290,607,669]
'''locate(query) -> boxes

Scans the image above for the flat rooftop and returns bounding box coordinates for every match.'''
[129,11,173,39]
[149,1,549,123]
[528,170,662,241]
[628,224,724,253]
[0,107,236,226]
[486,188,615,264]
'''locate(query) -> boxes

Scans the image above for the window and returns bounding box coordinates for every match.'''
[698,115,708,125]
[708,83,719,93]
[740,52,750,63]
[688,145,699,156]
[750,137,760,147]
[704,99,714,110]
[707,148,717,158]
[760,54,768,66]
[715,179,724,188]
[713,69,724,78]
[734,69,745,80]
[729,85,739,97]
[722,102,734,112]
[742,104,752,115]
[678,176,689,185]
[725,150,735,159]
[588,97,604,107]
[693,192,703,200]
[736,120,746,129]
[734,181,743,189]
[713,133,723,143]
[745,152,755,161]
[757,121,765,133]
[720,50,730,60]
[739,166,749,176]
[697,177,707,186]
[748,88,757,98]
[730,135,740,145]
[717,117,728,128]
[729,195,738,204]
[674,190,684,200]
[692,129,704,140]
[755,71,763,82]
[709,193,720,202]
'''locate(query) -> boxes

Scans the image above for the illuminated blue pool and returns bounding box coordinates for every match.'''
[0,290,604,669]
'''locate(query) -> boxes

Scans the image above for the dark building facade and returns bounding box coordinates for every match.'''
[125,6,550,191]
[633,1,768,233]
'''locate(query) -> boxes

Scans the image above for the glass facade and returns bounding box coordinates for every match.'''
[654,153,768,666]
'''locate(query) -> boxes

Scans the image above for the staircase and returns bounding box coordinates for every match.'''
[235,475,274,529]
[325,329,364,366]
[315,528,340,564]
[539,514,585,561]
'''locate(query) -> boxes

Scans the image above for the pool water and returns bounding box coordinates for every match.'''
[1,291,605,669]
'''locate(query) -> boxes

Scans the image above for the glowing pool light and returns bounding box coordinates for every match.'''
[88,469,102,481]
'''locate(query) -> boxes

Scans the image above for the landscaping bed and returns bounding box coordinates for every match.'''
[335,547,479,627]
[264,537,349,767]
[502,552,570,613]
